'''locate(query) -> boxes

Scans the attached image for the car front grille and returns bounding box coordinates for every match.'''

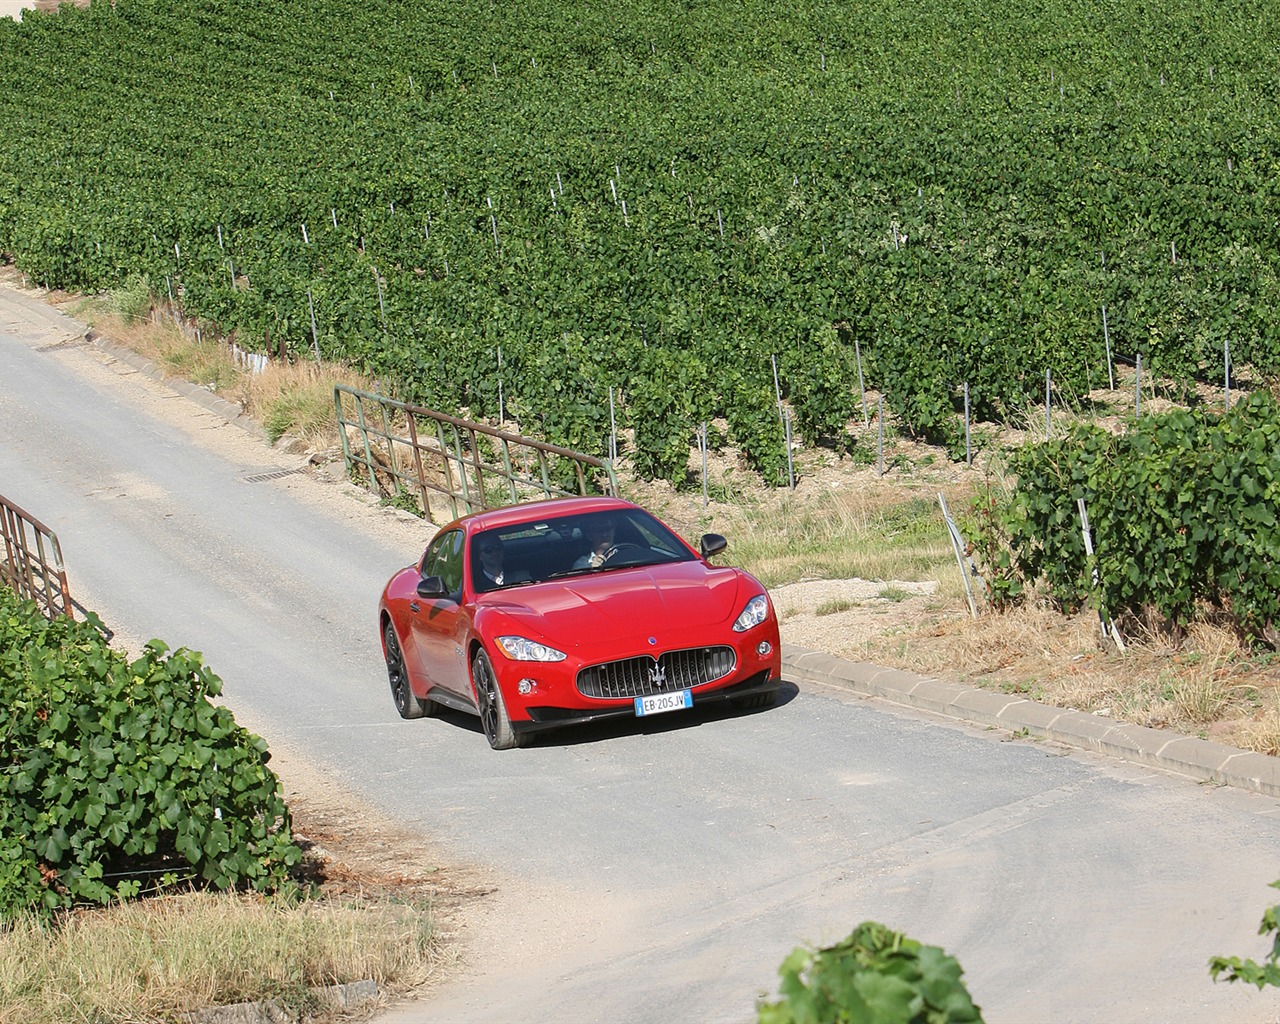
[576,646,737,700]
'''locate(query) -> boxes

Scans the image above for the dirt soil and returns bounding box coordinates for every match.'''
[268,742,497,958]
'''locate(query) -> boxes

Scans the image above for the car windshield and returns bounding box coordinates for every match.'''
[470,508,695,591]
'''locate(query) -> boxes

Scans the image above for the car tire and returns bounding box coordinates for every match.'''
[472,648,525,750]
[731,691,777,711]
[385,621,430,720]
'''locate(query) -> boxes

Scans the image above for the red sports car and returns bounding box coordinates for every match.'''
[378,496,782,749]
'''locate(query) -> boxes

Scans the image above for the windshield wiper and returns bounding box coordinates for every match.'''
[546,567,596,580]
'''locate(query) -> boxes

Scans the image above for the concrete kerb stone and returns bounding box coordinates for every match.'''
[179,980,380,1024]
[781,643,1280,798]
[0,282,264,438]
[91,335,266,438]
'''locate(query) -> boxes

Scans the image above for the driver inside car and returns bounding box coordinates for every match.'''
[573,516,616,569]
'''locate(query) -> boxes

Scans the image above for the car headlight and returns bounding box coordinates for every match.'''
[733,594,770,632]
[495,636,567,662]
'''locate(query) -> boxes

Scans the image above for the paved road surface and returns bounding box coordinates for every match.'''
[3,285,1278,1023]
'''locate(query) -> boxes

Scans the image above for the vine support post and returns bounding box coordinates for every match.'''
[855,336,868,428]
[877,396,885,476]
[1135,354,1142,417]
[964,382,972,466]
[939,493,979,619]
[700,422,709,507]
[1078,497,1126,653]
[608,387,618,463]
[308,289,320,363]
[1045,369,1052,439]
[1224,338,1231,412]
[1102,305,1114,390]
[783,410,795,489]
[374,266,387,333]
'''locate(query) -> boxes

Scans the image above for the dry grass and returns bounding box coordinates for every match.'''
[0,890,444,1024]
[703,482,961,590]
[65,283,361,451]
[240,359,365,447]
[867,603,1280,753]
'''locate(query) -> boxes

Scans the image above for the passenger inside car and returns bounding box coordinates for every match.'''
[472,533,531,591]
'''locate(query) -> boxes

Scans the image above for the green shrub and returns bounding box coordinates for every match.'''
[968,392,1280,640]
[108,272,153,323]
[0,589,300,919]
[758,920,983,1024]
[1210,880,1280,989]
[628,347,712,485]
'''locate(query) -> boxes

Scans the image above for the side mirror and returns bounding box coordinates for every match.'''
[416,575,449,598]
[699,533,728,559]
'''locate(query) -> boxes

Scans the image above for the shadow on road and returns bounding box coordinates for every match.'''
[416,681,801,749]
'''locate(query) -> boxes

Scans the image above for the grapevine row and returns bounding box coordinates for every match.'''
[1,0,1278,480]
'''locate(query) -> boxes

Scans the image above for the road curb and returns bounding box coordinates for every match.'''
[88,331,266,439]
[0,280,264,438]
[179,979,380,1023]
[782,644,1280,798]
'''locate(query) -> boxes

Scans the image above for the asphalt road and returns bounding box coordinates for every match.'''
[3,285,1279,1024]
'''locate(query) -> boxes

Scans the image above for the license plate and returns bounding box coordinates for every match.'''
[634,690,692,717]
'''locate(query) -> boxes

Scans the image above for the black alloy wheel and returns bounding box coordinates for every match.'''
[385,621,426,720]
[472,649,523,750]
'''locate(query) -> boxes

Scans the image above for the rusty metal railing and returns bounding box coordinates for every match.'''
[1,492,73,619]
[334,385,618,521]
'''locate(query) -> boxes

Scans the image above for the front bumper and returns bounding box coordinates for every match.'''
[509,668,781,738]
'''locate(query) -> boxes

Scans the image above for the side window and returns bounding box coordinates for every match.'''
[436,530,465,596]
[422,529,465,597]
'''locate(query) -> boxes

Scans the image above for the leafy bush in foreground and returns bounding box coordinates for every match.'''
[0,589,300,918]
[1210,880,1280,989]
[758,920,984,1024]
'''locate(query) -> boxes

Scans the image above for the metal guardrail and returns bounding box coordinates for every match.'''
[1,492,73,619]
[334,385,618,521]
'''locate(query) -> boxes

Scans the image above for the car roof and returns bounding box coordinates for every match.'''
[450,496,637,535]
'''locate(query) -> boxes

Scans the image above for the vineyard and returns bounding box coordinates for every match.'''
[2,0,1279,482]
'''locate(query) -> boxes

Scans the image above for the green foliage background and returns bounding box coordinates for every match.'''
[0,589,300,918]
[1,0,1279,477]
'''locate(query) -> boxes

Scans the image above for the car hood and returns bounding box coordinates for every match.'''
[481,562,754,650]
